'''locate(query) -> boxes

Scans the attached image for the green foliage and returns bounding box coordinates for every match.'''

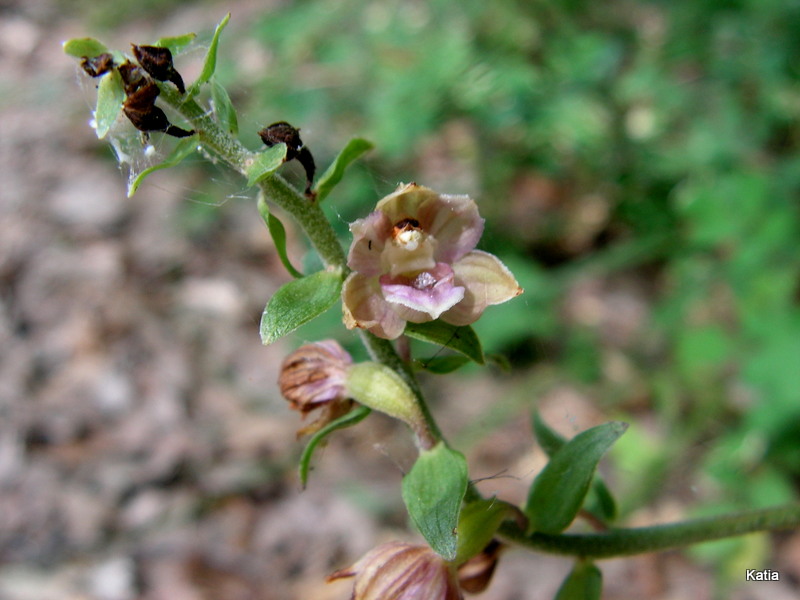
[187,13,230,97]
[299,405,371,488]
[454,497,510,565]
[404,321,484,365]
[556,561,603,600]
[128,133,199,196]
[259,270,343,344]
[526,421,627,534]
[401,442,468,561]
[314,138,374,202]
[246,144,288,187]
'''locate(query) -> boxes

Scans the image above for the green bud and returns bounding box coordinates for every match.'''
[345,362,425,435]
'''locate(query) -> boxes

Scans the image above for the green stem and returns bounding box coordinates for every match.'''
[500,503,800,559]
[162,85,439,440]
[162,86,347,269]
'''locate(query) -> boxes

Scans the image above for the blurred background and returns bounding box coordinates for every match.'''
[2,0,799,598]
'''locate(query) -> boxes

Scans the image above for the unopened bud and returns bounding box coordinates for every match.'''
[328,542,463,600]
[457,539,503,594]
[345,362,431,446]
[279,340,353,436]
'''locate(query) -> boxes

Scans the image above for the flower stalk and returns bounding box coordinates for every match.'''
[499,503,800,559]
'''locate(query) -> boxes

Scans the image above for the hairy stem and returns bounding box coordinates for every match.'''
[162,85,440,440]
[500,504,800,559]
[162,86,347,269]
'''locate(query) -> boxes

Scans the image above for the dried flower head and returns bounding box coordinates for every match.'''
[328,542,463,600]
[343,183,522,339]
[278,340,353,436]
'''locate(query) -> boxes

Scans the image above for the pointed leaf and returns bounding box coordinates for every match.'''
[299,405,370,488]
[414,355,470,374]
[188,13,230,96]
[402,442,468,561]
[525,421,627,534]
[404,321,484,365]
[454,498,510,564]
[260,270,343,344]
[94,68,125,139]
[313,138,374,202]
[257,194,303,278]
[533,412,620,524]
[154,32,197,54]
[127,134,199,196]
[246,144,287,187]
[210,78,238,135]
[63,38,109,58]
[555,562,602,600]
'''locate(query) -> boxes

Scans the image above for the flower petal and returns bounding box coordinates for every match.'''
[342,272,407,339]
[348,211,393,276]
[441,251,523,326]
[376,183,483,264]
[381,263,465,320]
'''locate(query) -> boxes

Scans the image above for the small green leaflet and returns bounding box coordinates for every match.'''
[257,194,303,278]
[404,321,484,365]
[154,32,198,55]
[210,78,238,135]
[555,561,603,600]
[414,355,470,374]
[260,270,343,344]
[94,68,125,139]
[299,405,370,488]
[187,13,230,97]
[246,144,288,187]
[127,134,199,196]
[313,138,374,202]
[62,37,109,58]
[525,421,627,534]
[401,442,468,561]
[454,498,510,564]
[532,412,619,523]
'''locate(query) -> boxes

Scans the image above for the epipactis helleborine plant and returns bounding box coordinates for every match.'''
[343,183,523,339]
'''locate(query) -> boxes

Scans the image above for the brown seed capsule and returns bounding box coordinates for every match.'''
[258,121,316,197]
[117,61,149,95]
[131,44,186,94]
[80,53,115,77]
[122,80,194,138]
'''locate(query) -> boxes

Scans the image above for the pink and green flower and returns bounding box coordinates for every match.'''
[343,183,522,339]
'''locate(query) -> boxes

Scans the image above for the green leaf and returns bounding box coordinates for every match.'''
[404,321,484,365]
[401,442,468,561]
[260,270,343,344]
[94,68,125,139]
[532,410,568,457]
[532,412,619,523]
[414,355,470,374]
[210,78,239,135]
[299,405,370,488]
[454,498,509,564]
[188,13,230,96]
[257,194,303,278]
[246,144,288,187]
[313,138,374,202]
[555,562,603,600]
[525,421,627,534]
[154,32,197,54]
[63,38,108,58]
[127,134,199,196]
